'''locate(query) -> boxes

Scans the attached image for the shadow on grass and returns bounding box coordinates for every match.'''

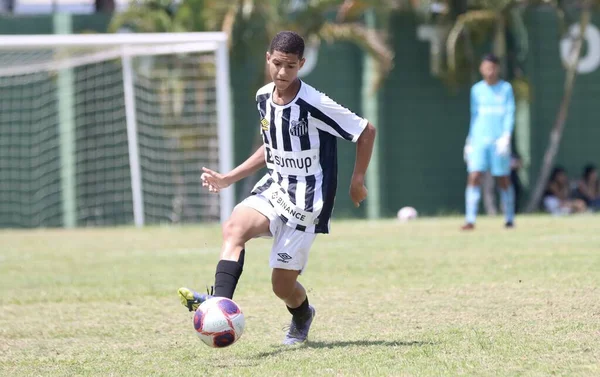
[255,339,432,358]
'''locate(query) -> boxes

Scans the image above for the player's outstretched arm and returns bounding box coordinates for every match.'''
[201,145,266,193]
[350,123,376,207]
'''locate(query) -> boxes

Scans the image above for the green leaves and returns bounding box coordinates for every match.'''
[109,0,396,90]
[319,22,394,89]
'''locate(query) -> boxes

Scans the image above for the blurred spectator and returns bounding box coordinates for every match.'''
[0,0,14,13]
[95,0,115,13]
[574,163,600,212]
[510,151,523,213]
[542,166,587,215]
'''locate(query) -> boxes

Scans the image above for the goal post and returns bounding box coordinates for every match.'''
[0,32,234,228]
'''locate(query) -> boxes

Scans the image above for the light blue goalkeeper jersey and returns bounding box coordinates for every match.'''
[468,80,515,144]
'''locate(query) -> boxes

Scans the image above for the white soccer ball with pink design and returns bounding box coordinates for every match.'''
[193,297,245,348]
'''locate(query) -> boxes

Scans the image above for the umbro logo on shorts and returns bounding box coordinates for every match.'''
[277,253,292,263]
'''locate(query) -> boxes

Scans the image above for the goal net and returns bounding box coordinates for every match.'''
[0,33,233,228]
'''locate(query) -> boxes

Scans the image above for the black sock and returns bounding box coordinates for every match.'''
[287,297,311,326]
[213,249,245,299]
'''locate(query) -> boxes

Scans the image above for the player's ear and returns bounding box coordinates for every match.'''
[266,51,271,63]
[299,57,306,69]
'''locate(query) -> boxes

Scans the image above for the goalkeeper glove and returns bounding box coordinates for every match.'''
[463,139,473,163]
[495,133,511,157]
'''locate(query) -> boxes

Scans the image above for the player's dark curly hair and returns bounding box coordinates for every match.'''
[269,31,305,58]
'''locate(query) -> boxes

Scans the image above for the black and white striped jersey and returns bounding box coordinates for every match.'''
[251,80,368,234]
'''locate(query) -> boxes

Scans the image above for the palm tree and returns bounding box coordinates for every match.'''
[110,1,394,84]
[525,0,597,212]
[407,0,525,88]
[202,0,398,193]
[108,0,207,33]
[115,0,397,194]
[410,0,600,213]
[406,0,527,213]
[108,0,396,217]
[109,0,222,222]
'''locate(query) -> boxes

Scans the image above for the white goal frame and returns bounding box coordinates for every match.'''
[0,32,234,227]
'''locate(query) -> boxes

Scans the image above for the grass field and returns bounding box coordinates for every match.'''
[1,215,599,377]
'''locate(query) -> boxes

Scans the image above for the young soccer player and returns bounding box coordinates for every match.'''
[462,53,516,230]
[178,31,376,345]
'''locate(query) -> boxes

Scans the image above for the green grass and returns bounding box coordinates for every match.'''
[1,215,600,377]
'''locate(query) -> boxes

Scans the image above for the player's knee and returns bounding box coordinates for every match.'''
[468,172,483,186]
[271,273,296,300]
[272,281,294,300]
[221,218,246,243]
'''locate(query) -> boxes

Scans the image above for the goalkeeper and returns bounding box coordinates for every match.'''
[462,54,516,230]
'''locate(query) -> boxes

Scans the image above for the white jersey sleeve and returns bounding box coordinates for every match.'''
[307,90,368,143]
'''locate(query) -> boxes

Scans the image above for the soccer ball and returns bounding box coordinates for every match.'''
[193,297,245,348]
[397,206,418,222]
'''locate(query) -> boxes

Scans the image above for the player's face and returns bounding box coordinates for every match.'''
[480,61,499,83]
[267,50,305,91]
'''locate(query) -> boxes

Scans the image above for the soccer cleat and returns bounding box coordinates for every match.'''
[283,306,316,345]
[178,286,213,312]
[461,223,475,231]
[505,221,514,229]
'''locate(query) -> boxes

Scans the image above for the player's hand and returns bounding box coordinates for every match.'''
[349,174,368,208]
[495,134,511,157]
[201,167,230,194]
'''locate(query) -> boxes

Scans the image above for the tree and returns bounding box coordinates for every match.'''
[108,0,396,216]
[213,0,397,193]
[525,0,597,212]
[410,0,600,213]
[109,1,394,83]
[108,0,224,222]
[408,0,524,88]
[108,0,207,33]
[110,0,396,194]
[405,0,527,213]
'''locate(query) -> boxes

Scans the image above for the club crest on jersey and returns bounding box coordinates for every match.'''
[289,119,308,137]
[260,118,269,131]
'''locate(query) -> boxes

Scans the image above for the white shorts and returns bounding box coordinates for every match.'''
[236,194,317,273]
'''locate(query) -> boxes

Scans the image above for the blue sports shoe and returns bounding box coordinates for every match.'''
[283,306,316,345]
[178,286,213,312]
